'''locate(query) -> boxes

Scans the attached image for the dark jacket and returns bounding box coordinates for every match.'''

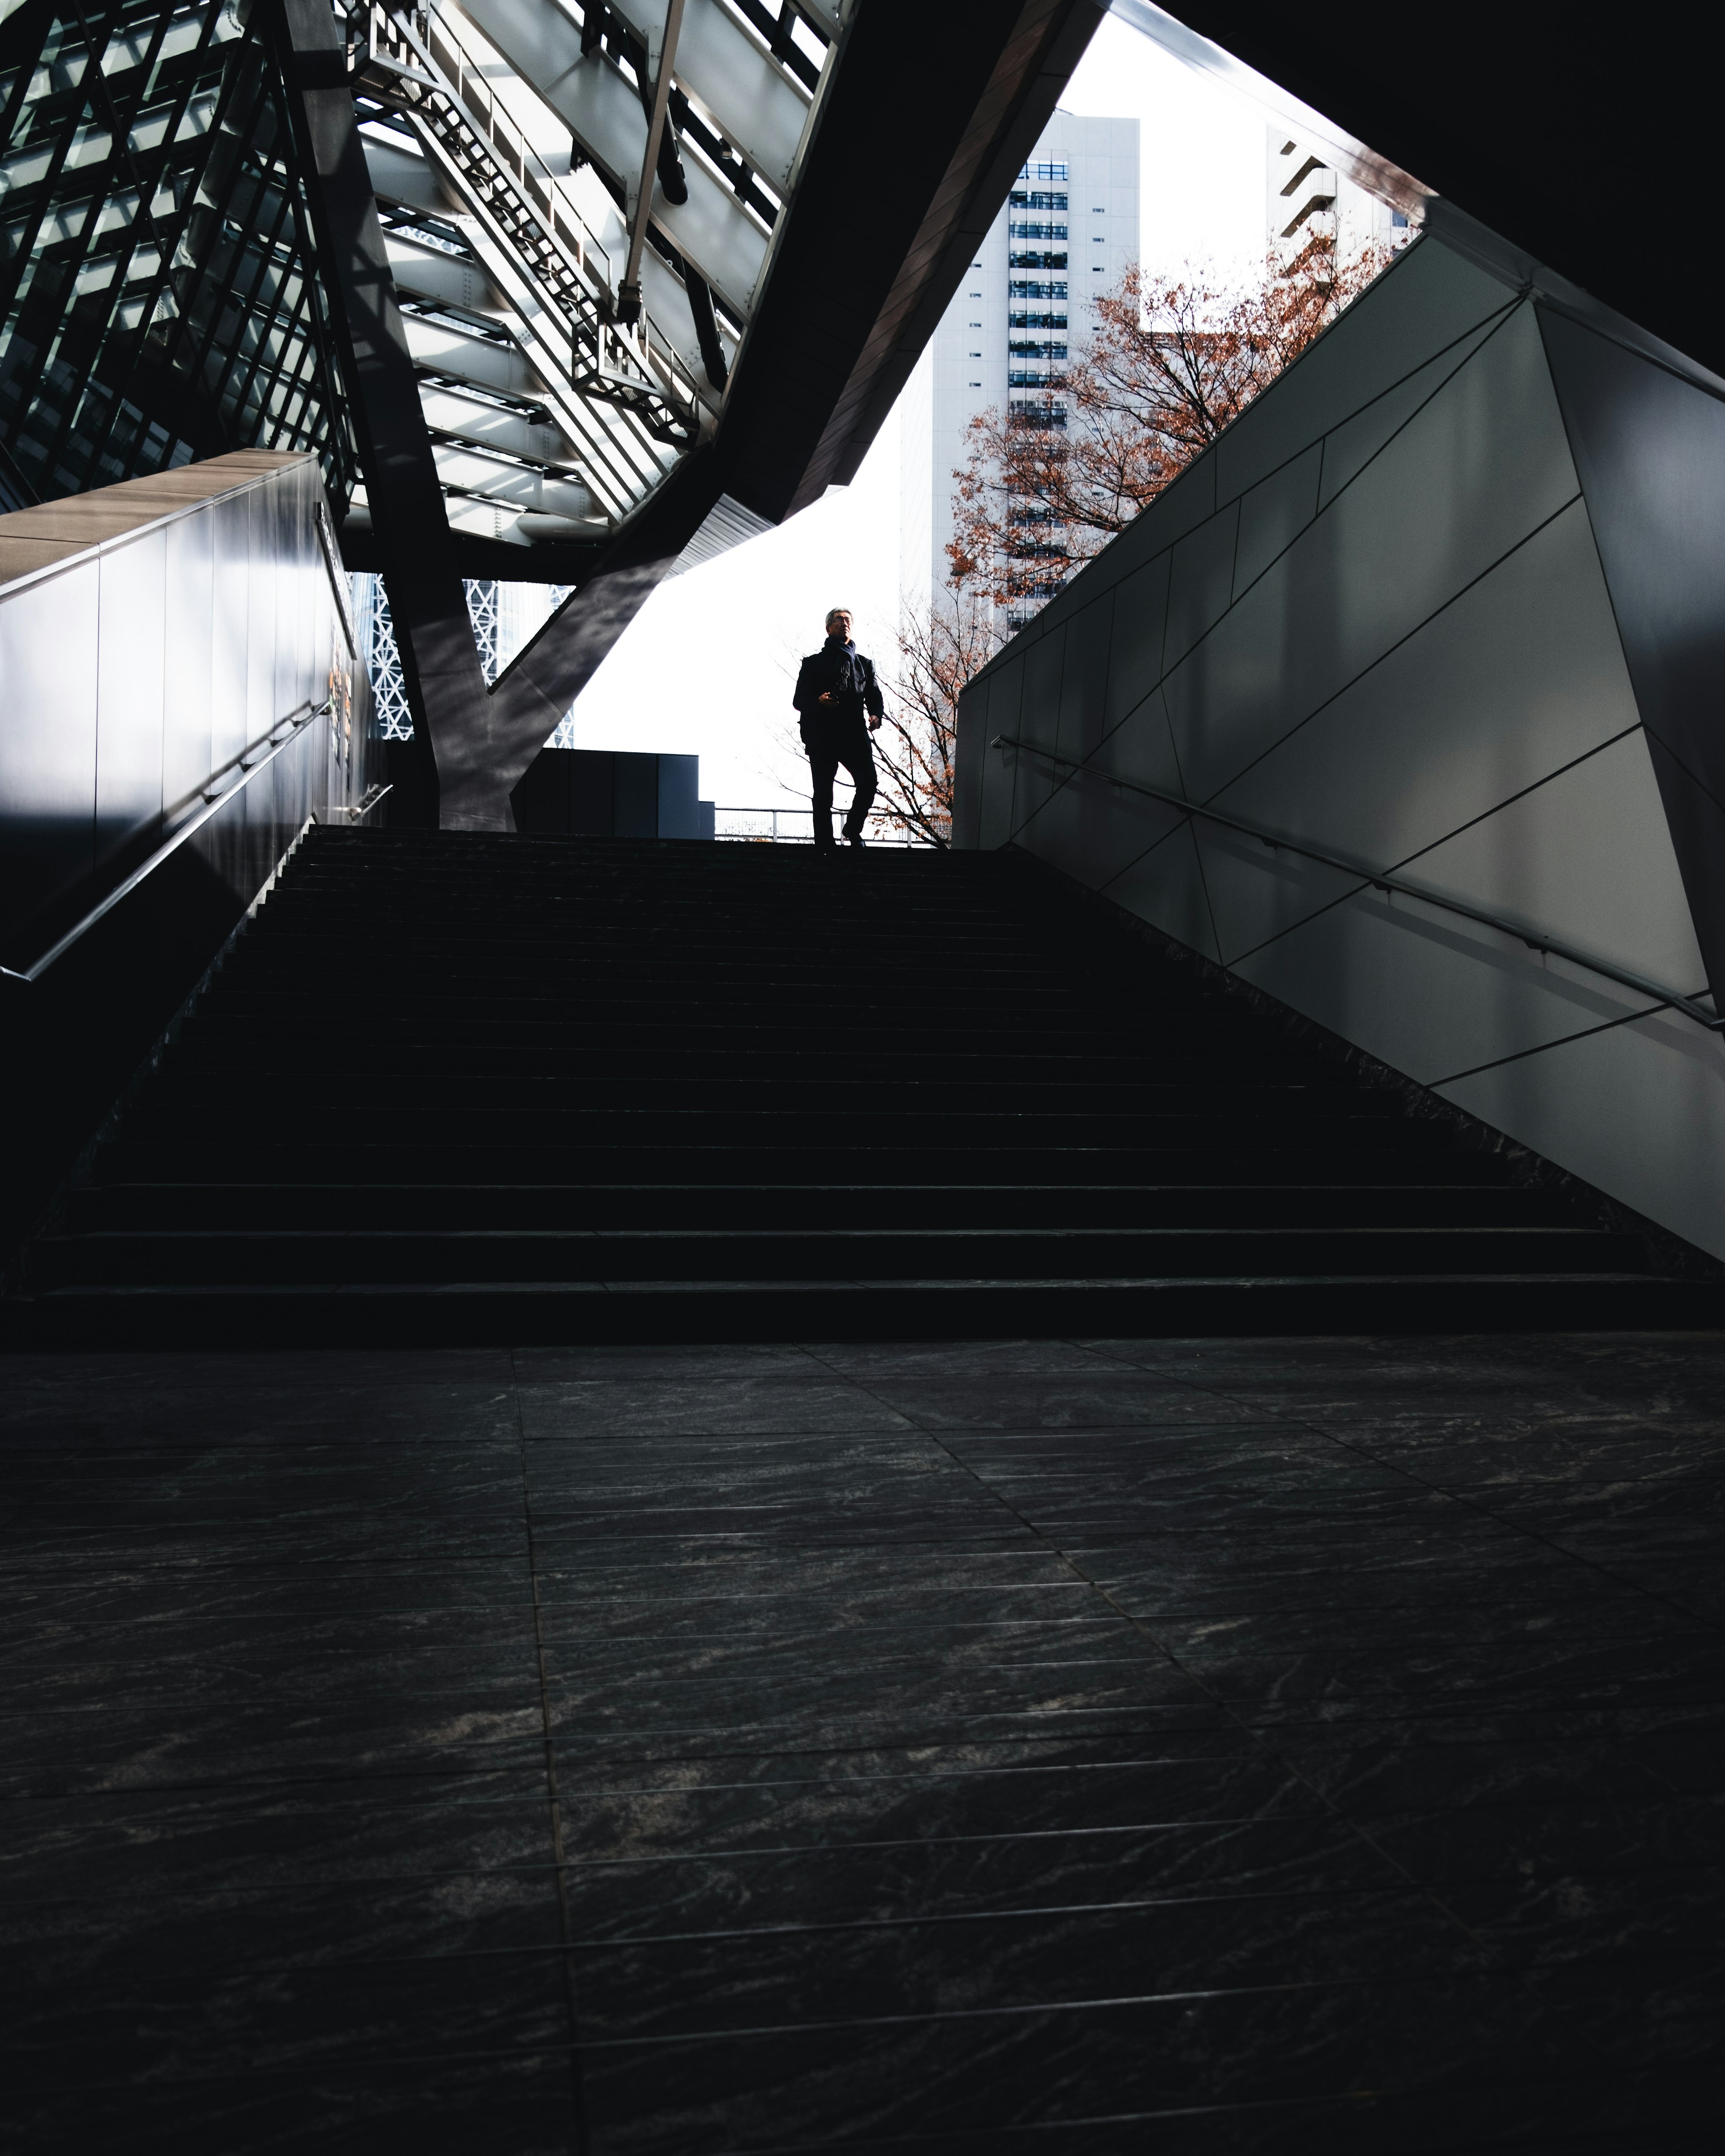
[794,638,884,734]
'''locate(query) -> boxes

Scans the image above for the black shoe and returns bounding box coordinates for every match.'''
[846,832,865,848]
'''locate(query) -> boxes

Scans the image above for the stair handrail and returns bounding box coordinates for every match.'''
[1,702,333,988]
[990,732,1725,1033]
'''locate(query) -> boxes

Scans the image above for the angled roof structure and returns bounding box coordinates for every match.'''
[9,0,1714,831]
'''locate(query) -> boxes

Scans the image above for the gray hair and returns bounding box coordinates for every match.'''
[825,606,852,625]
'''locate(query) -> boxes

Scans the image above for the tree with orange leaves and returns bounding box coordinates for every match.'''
[947,237,1389,615]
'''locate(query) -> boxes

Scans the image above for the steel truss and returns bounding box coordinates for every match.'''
[0,0,356,507]
[345,0,837,552]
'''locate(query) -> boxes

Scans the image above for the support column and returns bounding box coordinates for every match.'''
[272,0,491,828]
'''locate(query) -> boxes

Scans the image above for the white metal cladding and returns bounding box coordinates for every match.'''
[957,225,1725,1262]
[0,454,368,957]
[351,0,832,550]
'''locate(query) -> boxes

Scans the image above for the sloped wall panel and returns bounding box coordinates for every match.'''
[957,228,1725,1259]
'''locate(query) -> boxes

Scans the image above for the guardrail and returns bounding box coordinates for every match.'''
[991,733,1724,1031]
[2,702,333,987]
[715,806,931,846]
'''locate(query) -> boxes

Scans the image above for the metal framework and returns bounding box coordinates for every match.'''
[0,0,356,506]
[345,0,838,554]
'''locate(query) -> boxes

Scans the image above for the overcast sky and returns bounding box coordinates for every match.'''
[554,13,1270,815]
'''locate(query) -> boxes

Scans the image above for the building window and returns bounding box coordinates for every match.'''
[1019,160,1069,182]
[1008,251,1067,270]
[1008,281,1069,300]
[1008,222,1068,241]
[1008,190,1068,212]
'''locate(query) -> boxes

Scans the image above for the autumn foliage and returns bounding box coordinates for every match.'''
[947,238,1389,612]
[872,238,1391,842]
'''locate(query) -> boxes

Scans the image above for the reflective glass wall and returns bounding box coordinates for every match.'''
[0,0,354,508]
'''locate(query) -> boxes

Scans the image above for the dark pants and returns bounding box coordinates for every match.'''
[805,722,877,843]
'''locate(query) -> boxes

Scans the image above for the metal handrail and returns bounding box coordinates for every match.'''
[991,733,1724,1032]
[714,806,926,846]
[1,702,332,987]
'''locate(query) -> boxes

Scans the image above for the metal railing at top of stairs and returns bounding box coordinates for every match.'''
[0,703,375,988]
[359,4,702,442]
[991,733,1725,1034]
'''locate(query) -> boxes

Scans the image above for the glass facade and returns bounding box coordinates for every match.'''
[0,0,355,508]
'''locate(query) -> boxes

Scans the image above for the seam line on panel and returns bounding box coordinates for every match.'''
[1075,300,1526,775]
[1008,306,1533,835]
[1428,1001,1683,1088]
[1187,488,1583,821]
[1641,719,1725,824]
[1213,716,1651,974]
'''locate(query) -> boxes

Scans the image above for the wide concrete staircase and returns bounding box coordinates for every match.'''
[8,826,1716,1342]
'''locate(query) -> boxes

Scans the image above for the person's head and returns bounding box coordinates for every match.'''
[825,608,853,643]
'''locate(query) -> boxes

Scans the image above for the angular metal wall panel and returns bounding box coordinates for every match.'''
[1233,442,1321,596]
[1207,500,1640,931]
[1229,886,1650,1091]
[1099,553,1171,731]
[1012,630,1068,833]
[1054,593,1115,767]
[1164,500,1240,672]
[975,659,1022,853]
[1212,240,1515,506]
[1406,732,1706,993]
[1540,304,1725,1006]
[959,223,1725,1259]
[1107,822,1221,964]
[1164,303,1581,804]
[1440,1011,1725,1263]
[1314,316,1502,511]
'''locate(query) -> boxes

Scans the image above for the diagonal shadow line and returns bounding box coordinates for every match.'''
[796,1343,1499,1965]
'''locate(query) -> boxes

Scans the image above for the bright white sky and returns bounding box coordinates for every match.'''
[555,13,1269,813]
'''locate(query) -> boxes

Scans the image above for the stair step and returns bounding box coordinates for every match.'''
[7,825,1713,1347]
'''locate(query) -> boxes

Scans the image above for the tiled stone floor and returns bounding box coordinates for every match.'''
[3,1335,1723,2152]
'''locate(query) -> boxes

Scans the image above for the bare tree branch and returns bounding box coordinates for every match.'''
[871,584,1008,847]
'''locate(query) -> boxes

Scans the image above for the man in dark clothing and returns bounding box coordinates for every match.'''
[793,607,885,848]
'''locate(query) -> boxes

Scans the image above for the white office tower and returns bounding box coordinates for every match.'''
[901,111,1139,619]
[1266,129,1413,270]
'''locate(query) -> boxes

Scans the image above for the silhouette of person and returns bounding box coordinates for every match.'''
[793,607,884,849]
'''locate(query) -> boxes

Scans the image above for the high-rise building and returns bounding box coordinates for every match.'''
[902,112,1139,619]
[1266,130,1413,269]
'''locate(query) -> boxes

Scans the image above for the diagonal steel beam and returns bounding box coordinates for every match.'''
[270,0,491,828]
[618,0,687,326]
